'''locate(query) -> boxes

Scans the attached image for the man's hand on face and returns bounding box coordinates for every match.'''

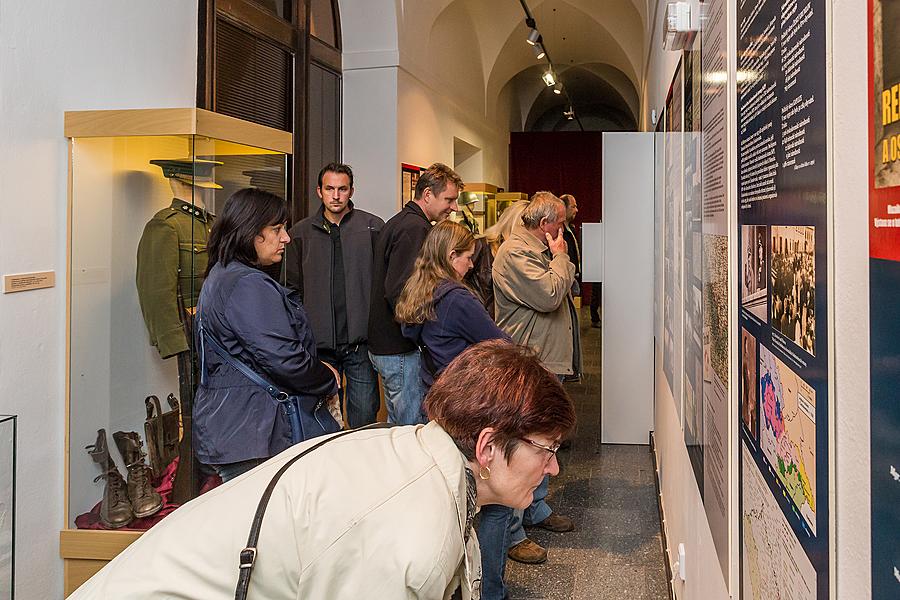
[545,227,568,256]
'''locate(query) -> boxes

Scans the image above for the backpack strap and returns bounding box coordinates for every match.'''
[234,422,396,600]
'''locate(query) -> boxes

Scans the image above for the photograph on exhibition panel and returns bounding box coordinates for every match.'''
[741,225,768,322]
[770,226,816,355]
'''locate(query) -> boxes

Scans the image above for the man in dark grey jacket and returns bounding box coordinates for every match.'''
[368,163,463,425]
[284,163,384,427]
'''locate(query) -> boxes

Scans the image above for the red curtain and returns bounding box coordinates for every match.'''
[509,132,603,301]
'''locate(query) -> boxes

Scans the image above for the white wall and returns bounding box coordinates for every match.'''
[397,68,508,196]
[0,2,197,597]
[831,0,871,596]
[340,0,509,221]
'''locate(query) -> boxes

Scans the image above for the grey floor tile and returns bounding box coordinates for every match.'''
[503,309,670,600]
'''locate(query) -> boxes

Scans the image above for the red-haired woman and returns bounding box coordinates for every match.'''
[69,342,575,600]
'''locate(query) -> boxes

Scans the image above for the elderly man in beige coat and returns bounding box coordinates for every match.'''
[491,191,580,565]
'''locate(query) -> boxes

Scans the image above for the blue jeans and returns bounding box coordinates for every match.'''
[478,504,513,600]
[368,350,427,425]
[213,458,264,483]
[509,474,552,546]
[321,344,380,428]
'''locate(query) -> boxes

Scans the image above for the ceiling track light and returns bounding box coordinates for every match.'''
[533,43,546,60]
[526,27,541,45]
[564,106,575,120]
[542,70,556,87]
[553,81,563,94]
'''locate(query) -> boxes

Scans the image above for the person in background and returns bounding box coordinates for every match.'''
[68,341,576,600]
[368,163,463,425]
[492,191,580,565]
[192,188,340,483]
[466,200,531,318]
[284,163,384,427]
[559,194,581,298]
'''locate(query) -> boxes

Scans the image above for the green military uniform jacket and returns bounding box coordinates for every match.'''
[136,198,214,358]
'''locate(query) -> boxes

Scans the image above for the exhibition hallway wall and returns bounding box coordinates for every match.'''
[643,0,875,599]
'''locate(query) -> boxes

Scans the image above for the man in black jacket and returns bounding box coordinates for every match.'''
[285,163,385,427]
[368,163,463,424]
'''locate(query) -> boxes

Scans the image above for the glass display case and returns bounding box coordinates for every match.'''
[0,416,15,600]
[450,183,498,234]
[61,108,292,594]
[496,191,529,221]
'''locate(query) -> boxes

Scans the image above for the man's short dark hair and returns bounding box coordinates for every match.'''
[414,163,464,200]
[317,162,354,189]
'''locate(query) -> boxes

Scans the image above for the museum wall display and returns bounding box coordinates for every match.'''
[736,0,831,596]
[868,0,900,597]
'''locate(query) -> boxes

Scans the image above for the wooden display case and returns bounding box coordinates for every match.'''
[61,108,291,596]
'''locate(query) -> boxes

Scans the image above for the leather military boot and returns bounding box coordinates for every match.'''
[113,431,163,518]
[86,429,133,528]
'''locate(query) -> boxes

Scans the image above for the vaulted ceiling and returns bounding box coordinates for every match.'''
[339,0,646,132]
[399,0,645,131]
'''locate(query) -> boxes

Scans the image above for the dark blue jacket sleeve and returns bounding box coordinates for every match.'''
[225,274,337,397]
[444,288,511,344]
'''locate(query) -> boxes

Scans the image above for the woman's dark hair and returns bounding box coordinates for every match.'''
[425,340,576,461]
[206,187,289,275]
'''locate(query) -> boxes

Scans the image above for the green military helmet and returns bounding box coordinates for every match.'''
[150,158,224,190]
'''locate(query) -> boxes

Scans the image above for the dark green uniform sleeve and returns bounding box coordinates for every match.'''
[136,218,189,358]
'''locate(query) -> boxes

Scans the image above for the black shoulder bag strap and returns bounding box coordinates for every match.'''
[234,422,396,600]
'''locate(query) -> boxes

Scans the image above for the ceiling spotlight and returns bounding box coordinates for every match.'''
[527,28,541,45]
[564,106,575,120]
[542,70,556,87]
[533,43,546,60]
[553,82,563,94]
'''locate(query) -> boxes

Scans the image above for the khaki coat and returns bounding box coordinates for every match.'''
[69,423,482,600]
[492,227,580,375]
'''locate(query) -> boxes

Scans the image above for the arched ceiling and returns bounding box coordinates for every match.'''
[345,0,646,132]
[416,0,644,131]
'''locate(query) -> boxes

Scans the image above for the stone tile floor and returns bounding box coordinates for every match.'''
[505,310,670,600]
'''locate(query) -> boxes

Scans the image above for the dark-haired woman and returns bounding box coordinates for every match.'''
[396,220,514,600]
[194,188,339,482]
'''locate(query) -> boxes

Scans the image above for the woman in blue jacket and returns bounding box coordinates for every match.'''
[195,188,339,482]
[396,220,511,388]
[396,219,514,600]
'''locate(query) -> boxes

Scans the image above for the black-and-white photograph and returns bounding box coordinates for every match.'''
[741,328,758,440]
[770,226,816,355]
[741,225,767,321]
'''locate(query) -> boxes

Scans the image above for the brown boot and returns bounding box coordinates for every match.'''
[113,431,163,518]
[86,429,133,528]
[507,538,548,564]
[532,513,575,533]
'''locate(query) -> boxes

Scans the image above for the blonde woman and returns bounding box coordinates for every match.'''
[396,220,510,390]
[465,200,531,317]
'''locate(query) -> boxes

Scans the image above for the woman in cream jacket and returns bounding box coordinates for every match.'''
[69,340,576,600]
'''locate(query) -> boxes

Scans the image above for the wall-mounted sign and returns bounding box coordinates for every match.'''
[2,271,55,294]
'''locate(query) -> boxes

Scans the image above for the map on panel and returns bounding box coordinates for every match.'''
[742,443,817,600]
[759,345,817,534]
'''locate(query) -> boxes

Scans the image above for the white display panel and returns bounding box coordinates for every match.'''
[601,133,655,444]
[580,222,603,282]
